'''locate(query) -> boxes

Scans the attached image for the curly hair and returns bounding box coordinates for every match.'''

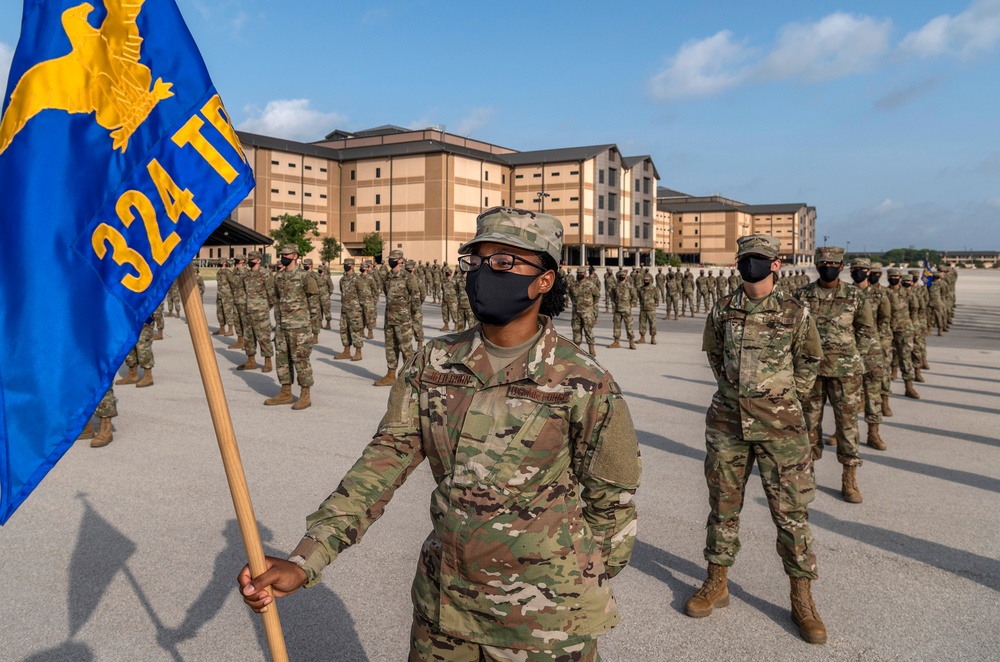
[538,253,567,318]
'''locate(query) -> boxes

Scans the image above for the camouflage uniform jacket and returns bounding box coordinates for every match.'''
[864,284,893,343]
[682,273,695,294]
[383,269,412,326]
[638,283,660,311]
[441,276,458,305]
[456,276,472,311]
[886,287,913,334]
[319,272,334,298]
[406,272,423,315]
[856,286,889,374]
[273,267,319,330]
[339,271,363,315]
[569,278,600,314]
[728,273,742,292]
[603,271,615,296]
[703,288,822,441]
[359,271,378,306]
[242,269,275,313]
[227,267,246,307]
[290,317,641,648]
[795,280,877,377]
[216,266,233,300]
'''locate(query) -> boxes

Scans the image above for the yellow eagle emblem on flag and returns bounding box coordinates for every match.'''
[0,0,173,155]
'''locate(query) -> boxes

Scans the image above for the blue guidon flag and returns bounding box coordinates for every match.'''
[0,0,254,523]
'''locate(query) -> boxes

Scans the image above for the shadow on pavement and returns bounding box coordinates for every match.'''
[904,381,1000,398]
[931,360,1000,372]
[317,358,383,382]
[911,398,1000,416]
[636,430,704,463]
[861,452,1000,494]
[21,641,94,662]
[630,540,797,636]
[880,421,1000,449]
[623,391,708,415]
[661,375,717,388]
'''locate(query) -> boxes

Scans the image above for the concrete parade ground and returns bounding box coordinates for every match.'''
[2,271,998,662]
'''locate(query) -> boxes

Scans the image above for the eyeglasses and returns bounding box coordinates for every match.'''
[458,253,546,273]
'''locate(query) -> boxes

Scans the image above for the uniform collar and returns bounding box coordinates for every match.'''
[729,286,783,313]
[443,315,558,387]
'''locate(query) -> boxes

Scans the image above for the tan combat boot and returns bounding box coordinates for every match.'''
[374,371,396,387]
[367,329,374,339]
[674,314,679,320]
[261,357,272,373]
[636,334,646,344]
[841,465,863,503]
[921,357,930,370]
[825,435,836,447]
[136,369,154,388]
[904,381,920,399]
[890,365,898,380]
[588,343,596,356]
[324,320,331,330]
[867,423,887,450]
[628,339,637,350]
[264,385,293,406]
[212,327,224,336]
[90,418,114,448]
[115,366,139,385]
[291,387,311,410]
[608,339,621,349]
[312,333,319,344]
[651,335,657,345]
[77,421,96,441]
[351,347,363,361]
[236,356,257,371]
[914,367,925,383]
[333,347,352,360]
[790,577,827,644]
[152,329,164,341]
[881,394,893,417]
[231,336,245,349]
[224,325,234,337]
[684,563,730,618]
[440,323,450,331]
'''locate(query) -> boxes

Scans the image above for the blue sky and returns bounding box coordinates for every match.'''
[2,1,998,251]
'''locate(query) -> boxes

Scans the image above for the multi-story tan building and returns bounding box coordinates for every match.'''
[656,189,816,266]
[204,125,659,267]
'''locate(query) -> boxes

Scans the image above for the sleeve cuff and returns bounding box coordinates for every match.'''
[288,536,338,588]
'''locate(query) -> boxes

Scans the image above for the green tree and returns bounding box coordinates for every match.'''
[973,259,985,268]
[669,255,682,268]
[654,249,670,266]
[362,232,384,259]
[270,213,320,257]
[320,236,342,265]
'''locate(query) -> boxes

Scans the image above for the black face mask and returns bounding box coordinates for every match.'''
[577,274,585,281]
[280,256,293,267]
[902,281,912,288]
[850,269,868,284]
[344,265,352,272]
[737,256,774,283]
[817,265,842,283]
[868,273,880,285]
[388,258,400,269]
[888,277,901,286]
[464,267,541,326]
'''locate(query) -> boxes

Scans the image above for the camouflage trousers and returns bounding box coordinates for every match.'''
[911,321,927,366]
[167,289,181,315]
[571,310,597,345]
[221,294,240,335]
[891,331,915,381]
[385,323,414,372]
[215,296,228,327]
[311,311,322,336]
[410,306,425,345]
[879,336,893,394]
[154,303,165,332]
[362,301,377,332]
[801,375,863,467]
[665,295,679,318]
[340,306,365,349]
[863,371,883,424]
[704,424,817,579]
[696,289,708,311]
[243,309,274,359]
[638,310,656,337]
[319,295,332,323]
[603,289,612,311]
[455,307,475,332]
[681,293,695,315]
[275,327,314,387]
[94,388,118,419]
[409,613,598,662]
[930,305,946,333]
[441,300,457,326]
[124,323,155,370]
[612,309,634,341]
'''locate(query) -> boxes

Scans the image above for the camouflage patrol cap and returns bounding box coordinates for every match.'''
[388,249,404,260]
[736,234,780,259]
[302,258,313,265]
[870,262,883,271]
[850,257,871,268]
[458,207,563,264]
[576,267,586,276]
[247,251,262,260]
[405,259,416,269]
[887,267,905,277]
[279,243,298,255]
[344,258,355,266]
[815,246,845,263]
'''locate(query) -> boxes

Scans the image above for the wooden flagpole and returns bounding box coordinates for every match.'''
[178,264,289,662]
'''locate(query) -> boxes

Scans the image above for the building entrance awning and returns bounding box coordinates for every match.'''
[202,217,272,247]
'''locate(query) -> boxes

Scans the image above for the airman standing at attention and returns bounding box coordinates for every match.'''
[691,234,826,645]
[333,258,364,362]
[568,266,601,355]
[117,315,156,388]
[237,251,275,373]
[455,270,475,332]
[603,266,615,313]
[215,259,235,336]
[695,269,709,312]
[359,262,378,340]
[796,247,878,504]
[440,268,458,331]
[886,268,921,400]
[430,258,442,304]
[406,260,425,349]
[848,257,890,450]
[681,268,696,317]
[374,249,414,386]
[608,269,637,350]
[166,279,182,317]
[317,264,334,331]
[265,245,319,410]
[76,388,118,448]
[637,272,659,345]
[656,267,667,302]
[727,268,742,295]
[228,257,247,350]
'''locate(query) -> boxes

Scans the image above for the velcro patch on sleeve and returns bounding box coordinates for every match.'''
[589,398,641,486]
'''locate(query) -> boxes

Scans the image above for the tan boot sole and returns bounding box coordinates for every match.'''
[685,593,730,618]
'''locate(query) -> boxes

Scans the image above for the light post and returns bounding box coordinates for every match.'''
[535,191,550,212]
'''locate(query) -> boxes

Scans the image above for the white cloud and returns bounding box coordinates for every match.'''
[649,30,750,101]
[758,13,892,82]
[900,0,1000,59]
[238,99,346,142]
[874,198,905,215]
[0,42,13,100]
[453,107,494,136]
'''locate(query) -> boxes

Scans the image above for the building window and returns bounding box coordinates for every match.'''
[635,178,640,192]
[484,197,489,206]
[643,200,650,217]
[608,168,617,187]
[375,220,381,231]
[515,174,523,179]
[515,199,523,204]
[570,196,579,201]
[502,199,505,206]
[551,171,560,176]
[320,167,328,173]
[569,222,578,227]
[598,220,604,235]
[533,173,541,178]
[502,174,506,183]
[375,167,381,178]
[350,170,355,180]
[305,165,312,171]
[570,170,579,175]
[598,195,604,210]
[484,171,489,181]
[608,193,617,211]
[288,190,294,195]
[289,162,296,168]
[375,194,381,205]
[609,220,615,236]
[349,221,355,232]
[270,216,278,221]
[695,242,699,248]
[550,197,559,202]
[270,160,279,165]
[320,194,327,199]
[643,223,650,240]
[694,228,698,235]
[350,195,355,206]
[635,226,640,239]
[643,177,650,194]
[599,170,604,184]
[270,188,278,194]
[635,202,640,215]
[305,192,312,197]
